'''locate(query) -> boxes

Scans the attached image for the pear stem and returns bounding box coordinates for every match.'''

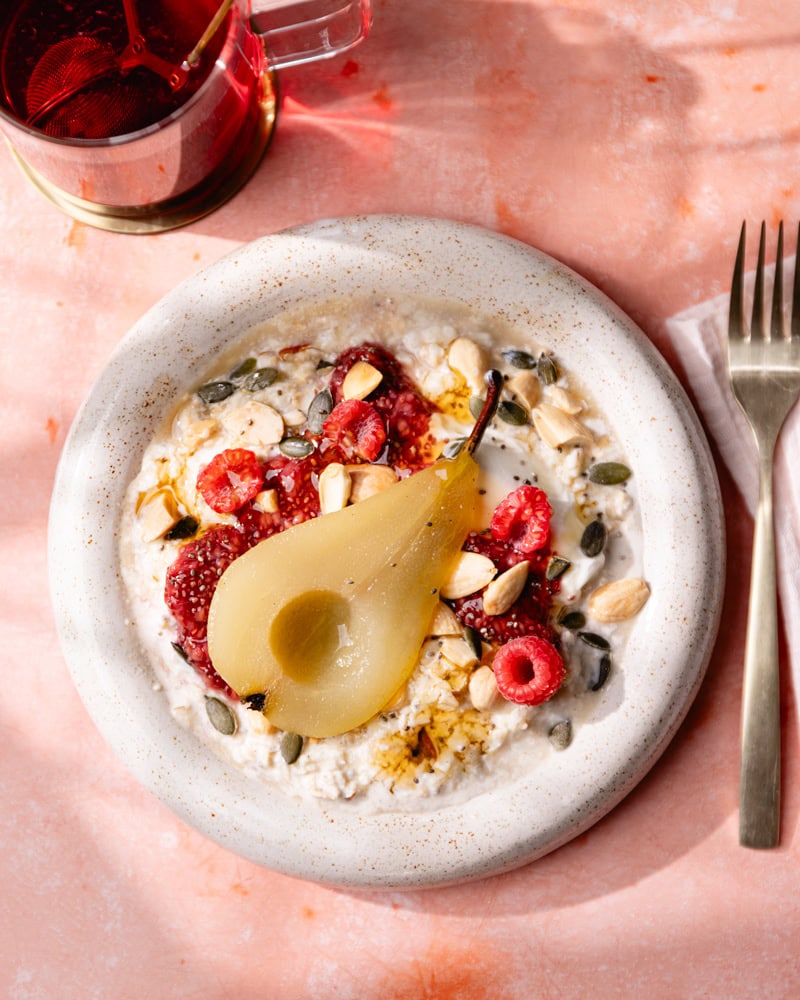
[466,369,503,455]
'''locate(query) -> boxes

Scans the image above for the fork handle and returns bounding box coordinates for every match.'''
[739,449,781,848]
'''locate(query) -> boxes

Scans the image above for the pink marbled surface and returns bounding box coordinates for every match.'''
[1,2,799,997]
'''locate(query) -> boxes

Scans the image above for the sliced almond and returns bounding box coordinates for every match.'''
[342,361,383,400]
[447,337,488,394]
[428,601,463,637]
[318,462,352,514]
[138,487,180,542]
[549,386,583,415]
[482,560,530,616]
[283,407,307,428]
[440,551,497,600]
[223,400,284,446]
[588,577,650,623]
[469,665,501,712]
[508,370,540,410]
[440,636,479,670]
[346,463,398,503]
[252,488,279,514]
[532,402,593,449]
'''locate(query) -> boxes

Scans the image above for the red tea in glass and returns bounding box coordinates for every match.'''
[0,0,232,138]
[0,0,371,231]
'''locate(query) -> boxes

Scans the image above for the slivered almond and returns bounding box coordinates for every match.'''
[447,337,488,394]
[283,408,307,428]
[469,665,501,712]
[549,386,583,414]
[440,636,479,669]
[428,601,463,637]
[531,402,593,449]
[482,560,530,616]
[223,400,284,446]
[346,463,398,502]
[252,488,279,514]
[508,370,540,410]
[138,487,180,542]
[588,577,650,623]
[440,551,497,599]
[318,462,352,514]
[342,361,383,400]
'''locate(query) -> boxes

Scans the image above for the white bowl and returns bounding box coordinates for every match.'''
[49,215,725,888]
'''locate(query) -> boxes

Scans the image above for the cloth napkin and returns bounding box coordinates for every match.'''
[664,259,800,730]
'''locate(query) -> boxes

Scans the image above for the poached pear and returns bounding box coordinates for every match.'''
[207,371,502,738]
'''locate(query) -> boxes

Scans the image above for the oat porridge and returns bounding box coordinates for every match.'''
[119,294,649,805]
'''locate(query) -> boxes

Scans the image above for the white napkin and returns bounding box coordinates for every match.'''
[664,259,800,728]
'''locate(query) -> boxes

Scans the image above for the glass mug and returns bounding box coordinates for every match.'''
[0,0,372,232]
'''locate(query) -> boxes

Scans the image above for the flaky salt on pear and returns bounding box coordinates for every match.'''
[207,371,502,738]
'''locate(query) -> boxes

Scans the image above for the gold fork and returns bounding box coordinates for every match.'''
[728,220,800,848]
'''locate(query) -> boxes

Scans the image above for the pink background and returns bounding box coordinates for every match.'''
[1,2,798,997]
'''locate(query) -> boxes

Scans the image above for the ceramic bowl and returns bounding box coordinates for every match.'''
[49,216,725,888]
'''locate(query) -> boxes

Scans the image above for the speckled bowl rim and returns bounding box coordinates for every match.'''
[48,215,725,889]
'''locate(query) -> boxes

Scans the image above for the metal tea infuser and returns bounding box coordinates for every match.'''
[25,0,233,134]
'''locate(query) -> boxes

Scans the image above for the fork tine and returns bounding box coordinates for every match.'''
[793,221,800,340]
[729,220,746,338]
[751,221,767,340]
[771,221,784,340]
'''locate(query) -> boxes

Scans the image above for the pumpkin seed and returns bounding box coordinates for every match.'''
[537,354,559,385]
[307,387,334,433]
[578,631,610,650]
[171,641,189,662]
[316,358,334,370]
[463,626,483,660]
[164,515,199,540]
[580,518,606,557]
[244,366,279,392]
[469,395,485,420]
[279,435,314,458]
[498,400,529,426]
[502,348,537,370]
[588,462,631,486]
[442,437,467,459]
[197,380,235,404]
[548,719,573,750]
[280,732,304,764]
[230,357,257,379]
[205,696,238,736]
[559,610,586,630]
[546,556,571,581]
[589,652,611,691]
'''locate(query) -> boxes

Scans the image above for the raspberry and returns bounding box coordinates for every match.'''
[449,532,557,645]
[328,343,434,470]
[197,448,263,513]
[383,388,435,470]
[164,524,250,692]
[454,591,555,646]
[234,501,283,546]
[490,485,552,555]
[322,399,387,462]
[178,636,233,696]
[492,636,564,706]
[328,343,409,402]
[235,452,324,543]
